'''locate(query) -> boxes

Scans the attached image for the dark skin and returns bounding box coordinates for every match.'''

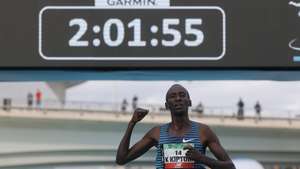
[116,84,235,169]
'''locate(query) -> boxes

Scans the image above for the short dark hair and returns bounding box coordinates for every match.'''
[165,84,190,101]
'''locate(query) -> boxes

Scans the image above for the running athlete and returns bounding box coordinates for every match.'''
[116,84,235,169]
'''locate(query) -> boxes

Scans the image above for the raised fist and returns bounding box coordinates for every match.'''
[130,108,149,123]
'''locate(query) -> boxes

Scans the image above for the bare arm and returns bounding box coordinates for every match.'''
[116,108,158,165]
[200,126,235,169]
[185,126,235,169]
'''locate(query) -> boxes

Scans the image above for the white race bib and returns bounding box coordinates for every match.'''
[163,143,195,169]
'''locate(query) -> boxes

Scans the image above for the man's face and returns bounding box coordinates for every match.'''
[165,85,191,116]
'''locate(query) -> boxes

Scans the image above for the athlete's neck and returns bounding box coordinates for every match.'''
[170,115,190,130]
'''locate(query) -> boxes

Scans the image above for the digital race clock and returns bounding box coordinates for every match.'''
[39,6,226,60]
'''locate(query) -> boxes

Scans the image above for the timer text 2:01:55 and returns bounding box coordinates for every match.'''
[68,18,204,47]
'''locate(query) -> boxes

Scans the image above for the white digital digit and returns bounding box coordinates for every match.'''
[103,19,125,47]
[68,18,89,47]
[161,19,181,47]
[128,19,146,47]
[184,19,204,47]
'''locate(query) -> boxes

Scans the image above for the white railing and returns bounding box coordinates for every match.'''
[0,98,299,120]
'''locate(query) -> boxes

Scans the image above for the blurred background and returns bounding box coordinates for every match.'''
[0,80,299,169]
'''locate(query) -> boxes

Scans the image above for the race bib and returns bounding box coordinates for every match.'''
[163,143,195,169]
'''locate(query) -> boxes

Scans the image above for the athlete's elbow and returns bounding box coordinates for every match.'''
[228,162,236,169]
[116,160,126,165]
[115,157,126,165]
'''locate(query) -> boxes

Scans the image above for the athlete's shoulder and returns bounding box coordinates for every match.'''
[192,121,215,137]
[192,121,216,146]
[147,122,169,132]
[192,121,210,130]
[146,125,160,141]
[148,125,160,133]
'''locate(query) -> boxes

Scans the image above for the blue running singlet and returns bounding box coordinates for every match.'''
[155,121,206,169]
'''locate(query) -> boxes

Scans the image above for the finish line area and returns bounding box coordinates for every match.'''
[0,105,299,169]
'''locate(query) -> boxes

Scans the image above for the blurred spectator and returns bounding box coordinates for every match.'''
[3,98,11,111]
[195,102,204,116]
[27,92,33,108]
[254,101,262,122]
[237,98,244,120]
[132,95,138,111]
[121,99,128,113]
[159,107,167,112]
[36,89,42,108]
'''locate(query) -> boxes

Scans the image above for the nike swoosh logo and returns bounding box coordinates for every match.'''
[182,138,195,143]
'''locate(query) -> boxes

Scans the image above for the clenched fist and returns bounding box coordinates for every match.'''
[130,108,149,123]
[183,144,204,161]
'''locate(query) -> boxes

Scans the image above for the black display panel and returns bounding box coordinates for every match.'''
[40,7,224,60]
[0,0,297,68]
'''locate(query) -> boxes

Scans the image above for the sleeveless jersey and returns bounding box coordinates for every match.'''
[155,121,206,169]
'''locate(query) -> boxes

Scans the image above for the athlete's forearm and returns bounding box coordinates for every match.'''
[197,156,235,169]
[116,121,136,165]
